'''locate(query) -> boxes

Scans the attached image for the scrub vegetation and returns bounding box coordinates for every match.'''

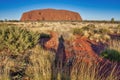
[0,22,120,80]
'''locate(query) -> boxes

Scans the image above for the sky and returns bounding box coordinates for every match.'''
[0,0,120,20]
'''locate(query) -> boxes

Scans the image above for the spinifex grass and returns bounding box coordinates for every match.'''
[101,39,120,62]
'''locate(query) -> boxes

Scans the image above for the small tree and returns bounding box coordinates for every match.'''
[4,19,7,22]
[111,18,114,23]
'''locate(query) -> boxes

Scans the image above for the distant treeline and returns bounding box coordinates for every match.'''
[83,20,120,23]
[0,19,19,22]
[0,19,120,23]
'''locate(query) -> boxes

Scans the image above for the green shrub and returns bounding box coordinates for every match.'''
[111,18,115,23]
[82,24,95,31]
[73,28,84,36]
[100,49,120,62]
[0,26,40,54]
[40,33,51,38]
[98,28,110,34]
[117,24,120,29]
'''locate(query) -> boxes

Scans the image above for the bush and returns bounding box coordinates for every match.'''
[82,24,95,31]
[73,28,84,36]
[98,28,110,34]
[111,18,115,23]
[40,33,51,38]
[0,26,40,54]
[100,49,120,62]
[117,24,120,29]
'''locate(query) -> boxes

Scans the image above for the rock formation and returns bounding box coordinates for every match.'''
[20,9,82,21]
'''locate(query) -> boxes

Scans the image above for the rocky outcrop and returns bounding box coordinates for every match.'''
[20,9,82,21]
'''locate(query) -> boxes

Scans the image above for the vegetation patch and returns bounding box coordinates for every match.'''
[117,24,120,29]
[0,26,40,54]
[100,49,120,62]
[40,33,51,38]
[73,28,84,36]
[82,24,95,31]
[0,22,120,80]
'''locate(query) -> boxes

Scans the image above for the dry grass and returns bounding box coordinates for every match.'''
[26,45,55,80]
[0,52,13,80]
[109,39,120,52]
[0,45,119,80]
[71,61,119,80]
[0,22,120,80]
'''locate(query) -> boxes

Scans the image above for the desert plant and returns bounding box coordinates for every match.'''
[70,59,119,80]
[0,45,119,80]
[111,18,115,23]
[0,52,13,80]
[0,26,40,54]
[73,28,84,36]
[82,24,95,31]
[98,28,110,34]
[25,45,55,80]
[40,33,51,38]
[117,24,120,29]
[100,49,120,62]
[0,45,55,80]
[100,40,120,62]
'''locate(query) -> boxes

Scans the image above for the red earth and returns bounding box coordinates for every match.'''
[43,32,107,65]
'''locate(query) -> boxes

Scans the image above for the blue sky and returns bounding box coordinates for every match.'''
[0,0,120,20]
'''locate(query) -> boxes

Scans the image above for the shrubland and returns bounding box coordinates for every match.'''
[0,25,40,54]
[0,22,120,80]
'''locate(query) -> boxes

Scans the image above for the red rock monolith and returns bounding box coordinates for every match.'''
[20,9,82,21]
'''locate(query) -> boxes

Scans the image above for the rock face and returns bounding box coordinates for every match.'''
[20,9,82,21]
